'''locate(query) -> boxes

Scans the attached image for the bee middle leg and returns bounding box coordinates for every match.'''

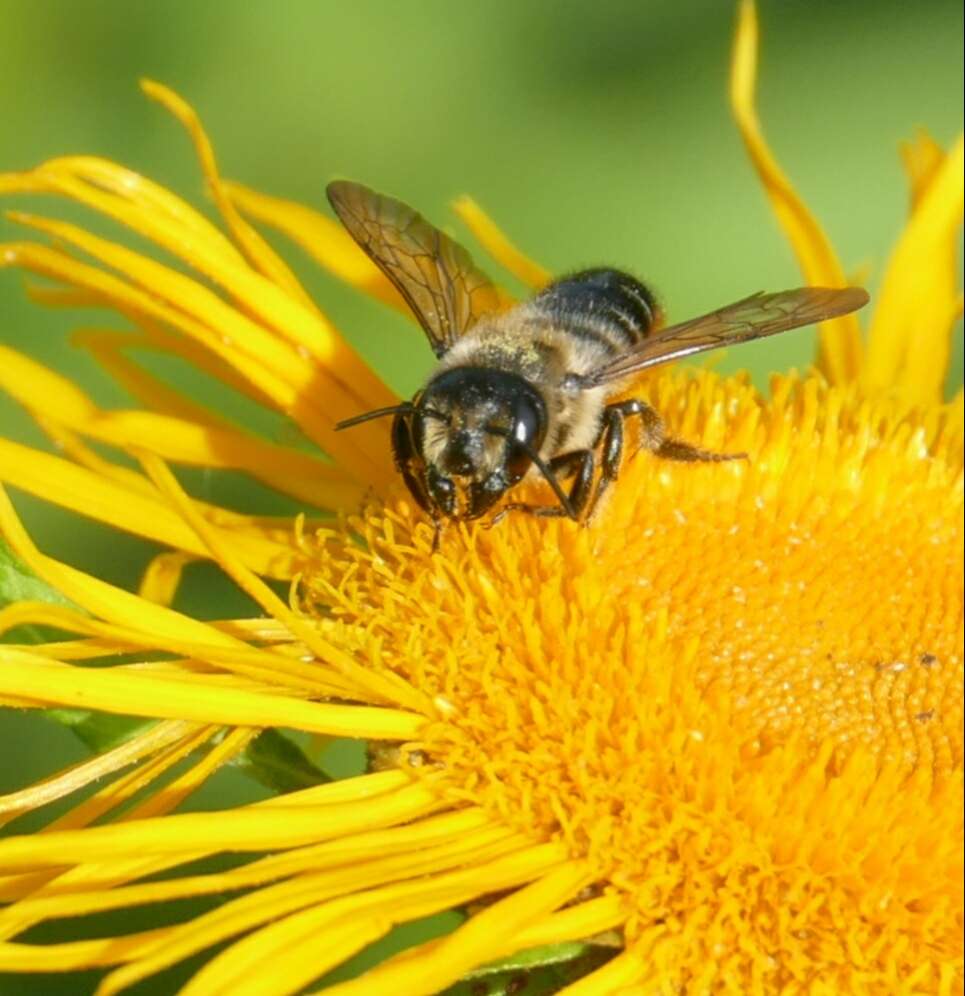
[593,399,746,510]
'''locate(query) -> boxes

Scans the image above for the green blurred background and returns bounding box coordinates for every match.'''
[0,0,962,991]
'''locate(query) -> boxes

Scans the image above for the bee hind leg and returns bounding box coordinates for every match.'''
[653,440,748,463]
[591,398,660,508]
[595,398,745,507]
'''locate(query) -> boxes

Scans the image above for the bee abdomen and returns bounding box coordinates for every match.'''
[532,268,659,352]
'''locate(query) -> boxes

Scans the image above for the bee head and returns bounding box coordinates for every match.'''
[337,368,558,522]
[416,367,547,483]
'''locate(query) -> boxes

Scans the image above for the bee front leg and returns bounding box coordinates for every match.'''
[492,449,595,524]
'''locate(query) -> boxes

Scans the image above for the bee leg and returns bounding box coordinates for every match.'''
[653,440,748,463]
[494,449,595,523]
[589,399,660,510]
[604,398,746,465]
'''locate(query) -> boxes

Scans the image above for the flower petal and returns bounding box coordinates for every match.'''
[0,648,424,741]
[140,453,433,714]
[729,0,862,384]
[138,551,197,605]
[556,949,648,995]
[0,601,352,698]
[515,895,625,948]
[0,934,167,972]
[0,436,298,579]
[0,771,412,907]
[0,485,297,657]
[0,777,441,872]
[0,720,196,823]
[901,131,949,211]
[163,831,525,996]
[0,342,363,508]
[2,215,393,484]
[222,179,408,313]
[863,134,964,404]
[451,196,551,290]
[0,811,499,934]
[140,81,321,314]
[319,859,590,996]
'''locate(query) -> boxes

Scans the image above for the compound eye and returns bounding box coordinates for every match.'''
[504,398,543,483]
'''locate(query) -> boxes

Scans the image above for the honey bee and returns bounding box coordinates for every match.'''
[329,181,868,531]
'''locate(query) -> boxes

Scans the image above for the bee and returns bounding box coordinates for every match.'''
[329,181,868,532]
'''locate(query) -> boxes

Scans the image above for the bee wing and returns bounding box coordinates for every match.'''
[326,180,503,357]
[582,286,870,386]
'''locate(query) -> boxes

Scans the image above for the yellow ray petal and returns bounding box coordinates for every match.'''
[0,436,260,569]
[139,551,197,605]
[32,416,325,553]
[452,196,551,290]
[0,720,195,823]
[864,134,964,403]
[0,483,228,644]
[366,893,626,990]
[140,453,432,714]
[72,330,360,511]
[0,648,424,743]
[153,832,523,996]
[223,179,407,312]
[1,232,392,484]
[0,771,413,908]
[140,80,320,314]
[901,131,949,210]
[0,638,131,661]
[0,602,351,698]
[104,841,565,996]
[556,948,648,995]
[129,726,255,821]
[320,860,590,996]
[0,778,441,873]
[73,328,245,428]
[0,932,169,972]
[1,241,326,438]
[730,0,862,383]
[0,342,361,507]
[0,811,500,935]
[0,726,221,928]
[0,487,307,663]
[0,436,298,579]
[47,726,219,832]
[514,894,626,948]
[11,156,395,428]
[199,918,391,996]
[1,156,245,267]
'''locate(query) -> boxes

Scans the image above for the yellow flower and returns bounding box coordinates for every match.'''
[0,3,962,994]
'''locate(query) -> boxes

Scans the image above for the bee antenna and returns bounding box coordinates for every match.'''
[336,404,450,431]
[335,404,413,431]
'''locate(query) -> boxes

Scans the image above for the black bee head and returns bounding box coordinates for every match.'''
[396,367,547,519]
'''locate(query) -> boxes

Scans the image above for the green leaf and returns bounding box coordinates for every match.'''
[0,536,78,644]
[43,708,157,752]
[442,940,619,995]
[232,728,332,793]
[465,942,592,978]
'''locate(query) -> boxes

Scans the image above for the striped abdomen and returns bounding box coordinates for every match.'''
[530,268,659,356]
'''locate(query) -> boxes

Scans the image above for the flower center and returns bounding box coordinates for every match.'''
[301,368,963,960]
